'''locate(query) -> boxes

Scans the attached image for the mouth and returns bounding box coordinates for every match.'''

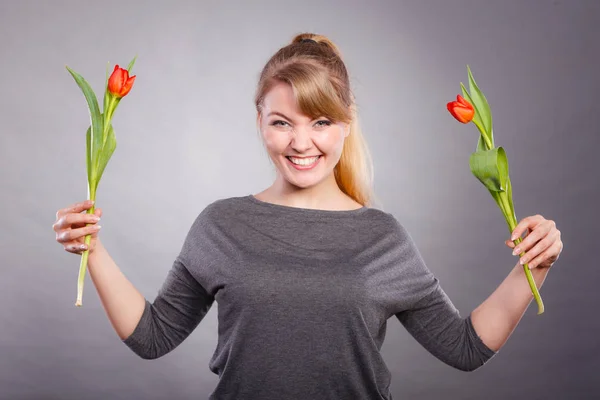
[285,155,321,169]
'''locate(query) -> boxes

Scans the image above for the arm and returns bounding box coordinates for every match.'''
[470,262,550,352]
[390,219,497,372]
[89,238,214,360]
[88,239,146,341]
[91,207,217,360]
[121,253,214,360]
[395,280,498,372]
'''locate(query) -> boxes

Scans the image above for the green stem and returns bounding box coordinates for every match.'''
[498,192,545,315]
[472,119,493,150]
[100,96,116,162]
[77,95,117,307]
[76,188,96,307]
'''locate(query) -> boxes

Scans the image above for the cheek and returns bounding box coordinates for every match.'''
[262,131,288,153]
[315,128,345,155]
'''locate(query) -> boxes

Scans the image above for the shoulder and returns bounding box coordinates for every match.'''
[363,208,413,240]
[190,195,249,225]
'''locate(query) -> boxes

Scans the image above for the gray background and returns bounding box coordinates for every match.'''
[1,0,598,399]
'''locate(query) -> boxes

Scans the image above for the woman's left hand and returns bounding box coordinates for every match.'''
[504,214,563,270]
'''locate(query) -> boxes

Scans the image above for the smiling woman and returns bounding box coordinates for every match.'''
[252,33,377,211]
[260,81,346,177]
[55,32,498,400]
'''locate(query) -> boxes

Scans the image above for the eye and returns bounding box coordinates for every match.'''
[315,119,332,127]
[271,120,289,127]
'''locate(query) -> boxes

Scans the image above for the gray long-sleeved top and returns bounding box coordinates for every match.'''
[123,195,498,399]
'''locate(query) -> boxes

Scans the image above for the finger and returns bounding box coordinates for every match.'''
[526,240,561,270]
[53,212,100,231]
[513,221,553,256]
[55,200,95,220]
[64,242,89,254]
[511,215,543,241]
[518,228,559,265]
[56,224,101,243]
[508,229,528,245]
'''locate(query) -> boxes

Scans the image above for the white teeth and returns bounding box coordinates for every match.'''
[288,156,320,166]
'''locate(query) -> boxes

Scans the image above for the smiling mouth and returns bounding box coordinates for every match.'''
[286,155,321,166]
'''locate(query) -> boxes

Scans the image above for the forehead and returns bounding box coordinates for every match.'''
[262,82,328,124]
[262,82,299,112]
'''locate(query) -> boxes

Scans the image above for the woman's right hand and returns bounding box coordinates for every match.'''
[53,200,103,255]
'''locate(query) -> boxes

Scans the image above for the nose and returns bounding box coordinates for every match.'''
[290,126,315,153]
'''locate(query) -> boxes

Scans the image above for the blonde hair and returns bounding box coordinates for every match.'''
[254,32,381,208]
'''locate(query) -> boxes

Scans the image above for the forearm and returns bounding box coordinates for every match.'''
[88,239,147,340]
[470,262,551,352]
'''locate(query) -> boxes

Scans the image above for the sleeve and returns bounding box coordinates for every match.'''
[391,219,498,372]
[122,214,215,360]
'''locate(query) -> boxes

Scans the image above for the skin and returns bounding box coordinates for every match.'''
[472,215,563,351]
[254,81,363,211]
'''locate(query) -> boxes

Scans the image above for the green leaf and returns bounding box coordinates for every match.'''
[496,146,509,191]
[103,61,110,115]
[93,123,117,187]
[460,82,492,150]
[85,126,92,186]
[460,82,484,129]
[94,123,117,185]
[505,175,517,223]
[476,130,486,152]
[127,55,138,74]
[466,65,493,142]
[488,188,504,215]
[468,146,509,192]
[91,118,105,180]
[65,65,103,174]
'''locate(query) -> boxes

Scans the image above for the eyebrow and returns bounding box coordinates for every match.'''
[266,111,324,124]
[267,111,295,122]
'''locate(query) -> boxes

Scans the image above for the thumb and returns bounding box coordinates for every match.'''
[505,239,515,248]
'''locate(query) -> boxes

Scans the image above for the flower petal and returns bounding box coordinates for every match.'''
[120,75,136,97]
[447,101,474,123]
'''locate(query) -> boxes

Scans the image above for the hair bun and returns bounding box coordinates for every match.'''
[293,33,344,60]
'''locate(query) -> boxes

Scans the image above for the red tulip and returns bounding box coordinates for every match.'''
[107,65,136,98]
[447,94,475,124]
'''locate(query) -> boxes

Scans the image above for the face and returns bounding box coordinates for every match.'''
[257,81,350,190]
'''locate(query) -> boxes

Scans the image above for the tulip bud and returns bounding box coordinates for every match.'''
[447,94,475,124]
[107,65,136,98]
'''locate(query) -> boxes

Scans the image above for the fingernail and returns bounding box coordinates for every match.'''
[512,247,520,255]
[511,234,517,240]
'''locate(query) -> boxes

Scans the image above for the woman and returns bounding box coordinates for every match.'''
[52,33,563,400]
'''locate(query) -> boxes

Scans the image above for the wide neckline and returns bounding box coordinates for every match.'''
[244,194,368,217]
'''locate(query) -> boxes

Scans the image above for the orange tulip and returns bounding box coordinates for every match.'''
[107,65,136,98]
[447,94,474,123]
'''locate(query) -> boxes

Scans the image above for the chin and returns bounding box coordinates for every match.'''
[286,178,321,189]
[286,171,333,190]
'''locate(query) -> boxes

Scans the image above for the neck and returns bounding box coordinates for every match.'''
[263,171,351,210]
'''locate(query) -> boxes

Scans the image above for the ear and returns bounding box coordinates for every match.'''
[256,112,263,133]
[343,123,351,137]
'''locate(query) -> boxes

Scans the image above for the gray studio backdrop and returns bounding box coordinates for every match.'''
[1,1,598,399]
